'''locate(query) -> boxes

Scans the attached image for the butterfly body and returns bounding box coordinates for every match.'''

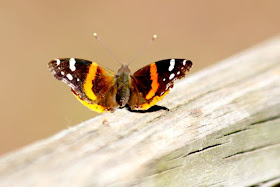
[116,65,132,107]
[48,58,192,113]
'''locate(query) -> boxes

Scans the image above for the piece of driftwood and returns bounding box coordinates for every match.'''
[0,37,280,187]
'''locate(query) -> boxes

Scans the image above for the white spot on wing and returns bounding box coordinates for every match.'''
[56,59,60,65]
[61,71,65,75]
[169,73,175,80]
[177,71,180,75]
[77,78,80,81]
[183,60,187,66]
[168,59,175,71]
[69,58,76,71]
[163,78,166,81]
[66,74,73,80]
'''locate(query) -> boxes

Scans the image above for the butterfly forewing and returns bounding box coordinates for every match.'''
[153,59,192,95]
[48,58,93,101]
[48,58,118,112]
[130,59,192,110]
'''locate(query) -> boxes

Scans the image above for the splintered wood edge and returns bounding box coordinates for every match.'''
[0,36,279,187]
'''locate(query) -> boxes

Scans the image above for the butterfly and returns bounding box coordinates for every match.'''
[48,58,192,113]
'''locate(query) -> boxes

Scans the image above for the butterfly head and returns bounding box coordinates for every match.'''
[117,64,131,75]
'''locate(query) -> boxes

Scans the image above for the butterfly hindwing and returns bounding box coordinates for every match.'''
[48,58,118,112]
[129,59,192,110]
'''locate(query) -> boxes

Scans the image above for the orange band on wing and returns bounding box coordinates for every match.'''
[146,63,159,100]
[84,62,98,101]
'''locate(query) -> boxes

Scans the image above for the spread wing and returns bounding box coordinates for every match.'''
[129,59,192,110]
[48,58,118,112]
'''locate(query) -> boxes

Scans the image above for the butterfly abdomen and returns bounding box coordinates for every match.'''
[116,71,131,107]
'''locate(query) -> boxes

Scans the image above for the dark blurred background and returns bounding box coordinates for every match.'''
[0,0,279,155]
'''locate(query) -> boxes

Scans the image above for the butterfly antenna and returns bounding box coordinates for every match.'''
[93,33,122,65]
[128,34,157,65]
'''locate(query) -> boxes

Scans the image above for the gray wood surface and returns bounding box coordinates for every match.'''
[0,36,280,187]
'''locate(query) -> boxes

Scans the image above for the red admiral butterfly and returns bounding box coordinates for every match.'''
[48,58,192,113]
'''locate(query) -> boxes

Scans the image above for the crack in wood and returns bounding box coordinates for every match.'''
[216,114,280,139]
[183,143,224,157]
[249,115,280,126]
[248,175,280,186]
[222,128,249,137]
[223,142,280,159]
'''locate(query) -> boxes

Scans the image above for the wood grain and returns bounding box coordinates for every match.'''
[0,37,280,187]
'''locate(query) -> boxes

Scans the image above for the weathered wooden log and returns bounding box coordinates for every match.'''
[0,36,280,187]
